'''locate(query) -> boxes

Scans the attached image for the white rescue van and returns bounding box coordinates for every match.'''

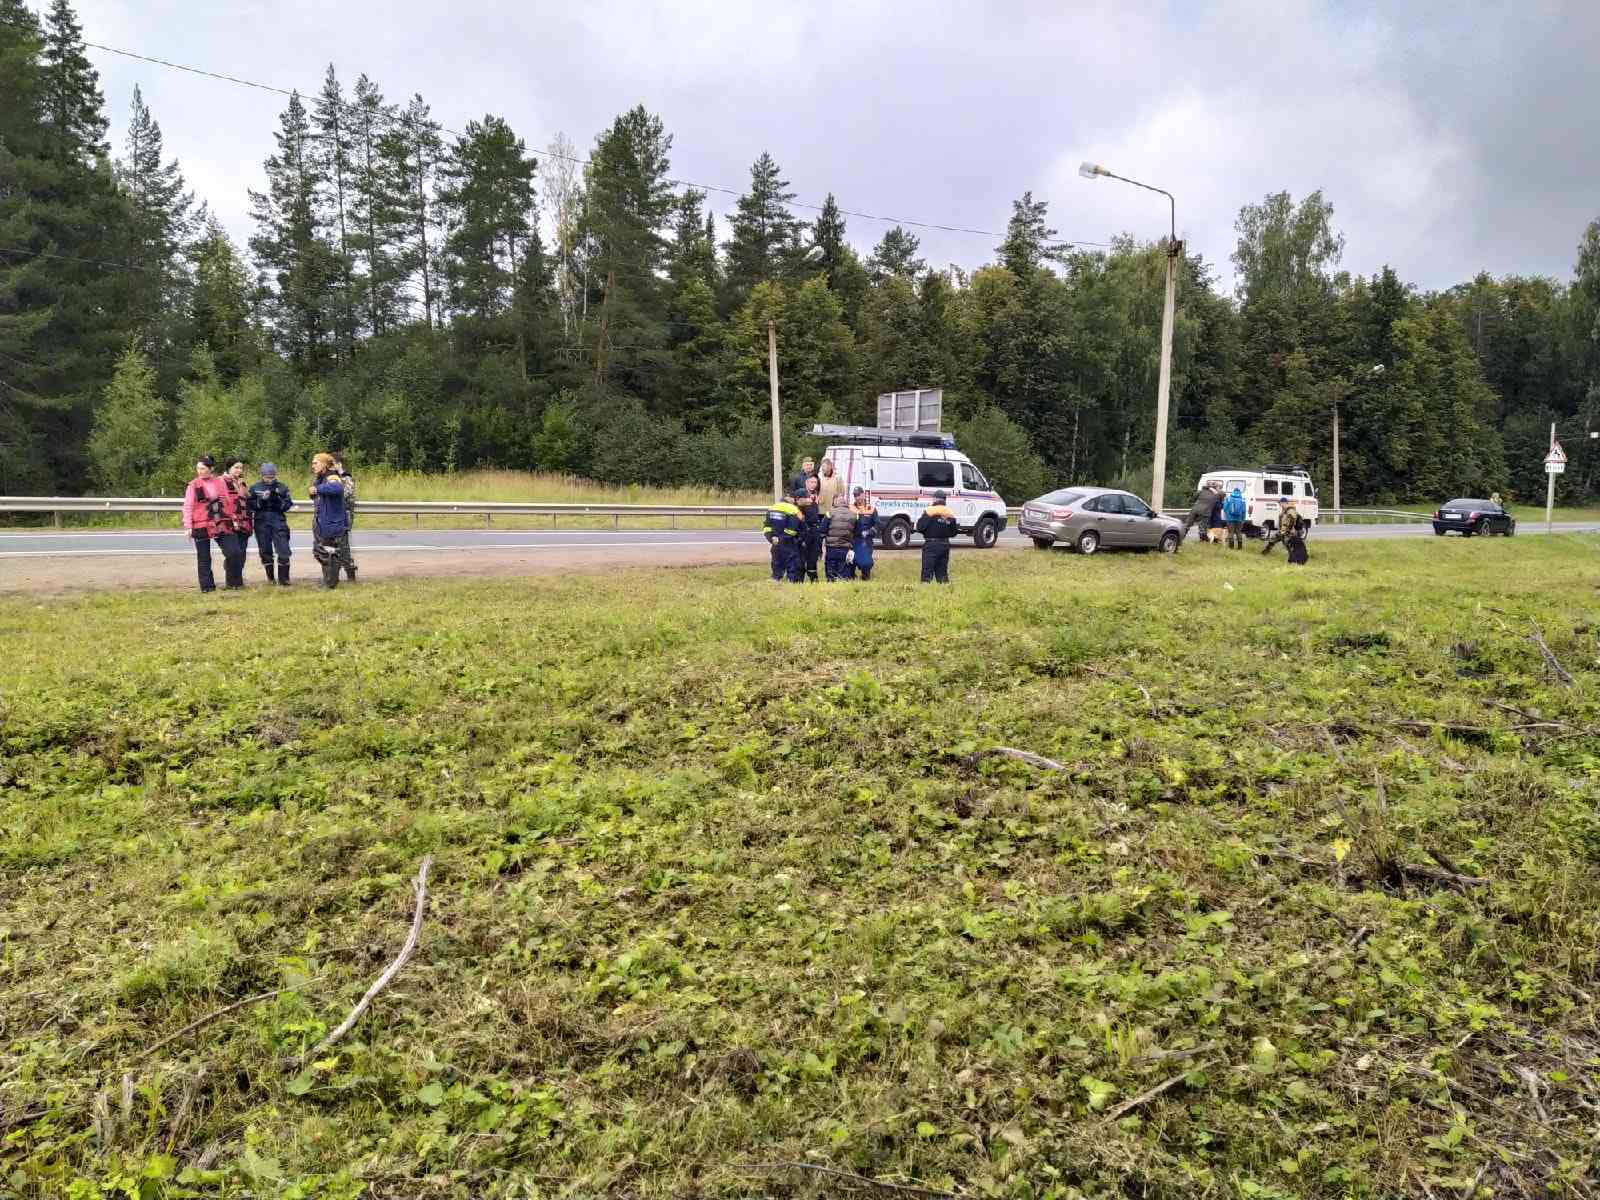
[813,425,1010,549]
[1197,465,1319,536]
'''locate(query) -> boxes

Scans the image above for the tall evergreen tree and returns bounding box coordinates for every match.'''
[436,115,537,323]
[375,93,444,328]
[39,0,105,158]
[87,345,166,492]
[667,188,717,288]
[192,218,260,383]
[311,65,358,359]
[249,91,337,373]
[116,86,195,369]
[867,226,926,282]
[723,151,799,307]
[998,191,1062,278]
[347,74,402,337]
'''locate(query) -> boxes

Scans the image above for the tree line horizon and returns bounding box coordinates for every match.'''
[4,0,1598,505]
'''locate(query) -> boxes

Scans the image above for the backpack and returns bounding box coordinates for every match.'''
[339,471,357,512]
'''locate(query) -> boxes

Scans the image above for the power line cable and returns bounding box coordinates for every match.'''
[83,39,1108,249]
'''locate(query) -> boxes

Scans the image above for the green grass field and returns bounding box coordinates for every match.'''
[3,538,1599,1198]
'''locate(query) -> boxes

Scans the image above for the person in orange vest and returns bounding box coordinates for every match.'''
[916,490,959,583]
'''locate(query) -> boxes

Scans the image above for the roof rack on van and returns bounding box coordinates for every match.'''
[811,423,955,449]
[1261,464,1311,475]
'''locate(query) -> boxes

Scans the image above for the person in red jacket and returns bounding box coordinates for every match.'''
[183,456,229,593]
[216,458,253,589]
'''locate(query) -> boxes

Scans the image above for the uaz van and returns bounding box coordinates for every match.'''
[1196,465,1319,537]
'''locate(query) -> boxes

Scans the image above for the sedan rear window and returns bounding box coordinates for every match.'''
[1446,498,1490,508]
[1039,489,1086,505]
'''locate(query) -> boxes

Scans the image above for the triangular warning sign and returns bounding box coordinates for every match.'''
[1545,441,1567,464]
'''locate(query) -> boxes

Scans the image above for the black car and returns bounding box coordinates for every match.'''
[1432,498,1515,537]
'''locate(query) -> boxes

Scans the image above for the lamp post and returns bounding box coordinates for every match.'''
[1080,162,1180,511]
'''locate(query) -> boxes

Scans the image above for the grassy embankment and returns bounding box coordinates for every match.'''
[2,537,1598,1198]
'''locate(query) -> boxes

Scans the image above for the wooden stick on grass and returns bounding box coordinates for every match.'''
[301,855,433,1064]
[1103,1059,1219,1122]
[740,1161,961,1199]
[971,747,1065,771]
[140,985,314,1061]
[1528,619,1574,687]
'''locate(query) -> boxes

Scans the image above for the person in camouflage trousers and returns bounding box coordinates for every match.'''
[331,449,358,582]
[309,453,353,588]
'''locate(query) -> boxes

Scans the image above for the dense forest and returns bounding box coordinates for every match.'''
[4,0,1598,504]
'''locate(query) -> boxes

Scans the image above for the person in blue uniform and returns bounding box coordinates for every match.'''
[247,462,295,585]
[847,487,877,580]
[798,475,825,583]
[915,490,959,583]
[763,490,804,583]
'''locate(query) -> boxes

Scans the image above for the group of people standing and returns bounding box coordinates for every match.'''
[762,455,961,585]
[182,452,358,591]
[1180,482,1308,562]
[764,457,878,584]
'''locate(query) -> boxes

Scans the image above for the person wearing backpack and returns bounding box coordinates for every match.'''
[916,490,960,583]
[248,462,295,585]
[331,449,358,583]
[1262,501,1302,556]
[847,487,877,580]
[309,452,353,588]
[1223,487,1247,549]
[183,456,229,593]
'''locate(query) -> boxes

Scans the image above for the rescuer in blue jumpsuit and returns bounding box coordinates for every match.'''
[846,487,877,580]
[763,490,804,583]
[247,462,295,585]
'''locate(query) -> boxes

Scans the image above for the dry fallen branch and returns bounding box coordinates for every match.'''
[969,747,1065,771]
[1103,1059,1219,1122]
[140,983,316,1062]
[301,855,433,1063]
[1528,619,1575,687]
[740,1161,961,1198]
[1398,862,1487,891]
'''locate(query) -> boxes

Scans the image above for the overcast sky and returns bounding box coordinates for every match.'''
[70,0,1600,295]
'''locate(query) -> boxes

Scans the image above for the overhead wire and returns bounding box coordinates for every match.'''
[83,39,1108,249]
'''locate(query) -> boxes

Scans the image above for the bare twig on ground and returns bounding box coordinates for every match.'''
[739,1161,961,1198]
[302,855,433,1063]
[1427,847,1473,879]
[1103,1059,1219,1122]
[970,747,1065,771]
[140,984,315,1061]
[1132,1041,1222,1067]
[1319,725,1348,765]
[1528,619,1575,687]
[1399,862,1487,891]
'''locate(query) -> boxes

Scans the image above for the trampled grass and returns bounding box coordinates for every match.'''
[2,536,1598,1198]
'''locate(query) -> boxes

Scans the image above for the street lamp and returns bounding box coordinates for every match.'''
[1333,364,1383,522]
[1080,162,1180,510]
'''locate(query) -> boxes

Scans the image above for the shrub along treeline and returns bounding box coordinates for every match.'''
[4,0,1599,503]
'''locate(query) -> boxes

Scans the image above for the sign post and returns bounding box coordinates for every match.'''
[1544,425,1566,534]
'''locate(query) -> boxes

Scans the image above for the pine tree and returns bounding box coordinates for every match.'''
[375,93,444,328]
[436,115,537,323]
[39,0,105,158]
[667,188,717,288]
[724,152,799,307]
[116,86,195,367]
[998,191,1062,278]
[192,218,260,383]
[867,226,926,282]
[311,65,358,359]
[348,74,401,336]
[88,345,166,492]
[249,91,338,373]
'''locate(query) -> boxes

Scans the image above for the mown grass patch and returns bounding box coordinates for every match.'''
[2,537,1598,1198]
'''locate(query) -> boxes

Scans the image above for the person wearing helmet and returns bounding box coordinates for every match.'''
[915,490,959,583]
[248,462,295,585]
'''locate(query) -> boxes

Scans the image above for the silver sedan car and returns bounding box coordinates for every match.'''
[1018,486,1183,555]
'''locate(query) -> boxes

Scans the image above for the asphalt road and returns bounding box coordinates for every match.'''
[4,520,1598,560]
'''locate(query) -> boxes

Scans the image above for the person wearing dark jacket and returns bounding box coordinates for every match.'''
[823,496,854,581]
[798,476,826,583]
[1261,501,1302,556]
[1207,490,1226,544]
[916,490,960,583]
[248,462,295,585]
[1179,483,1221,547]
[762,491,804,582]
[847,487,877,580]
[789,457,816,497]
[309,452,352,588]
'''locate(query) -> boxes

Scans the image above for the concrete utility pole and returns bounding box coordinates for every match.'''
[768,320,782,500]
[1546,421,1556,535]
[1081,162,1178,511]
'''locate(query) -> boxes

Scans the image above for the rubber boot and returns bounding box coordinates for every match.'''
[345,564,357,582]
[278,562,290,587]
[264,562,276,584]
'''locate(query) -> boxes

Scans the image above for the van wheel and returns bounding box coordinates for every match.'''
[882,517,912,550]
[1031,537,1053,550]
[1076,529,1101,555]
[972,517,999,548]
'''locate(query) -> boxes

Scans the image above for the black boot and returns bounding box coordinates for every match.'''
[264,562,276,584]
[344,565,356,582]
[278,562,290,587]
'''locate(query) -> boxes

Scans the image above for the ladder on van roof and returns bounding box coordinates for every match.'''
[811,423,956,449]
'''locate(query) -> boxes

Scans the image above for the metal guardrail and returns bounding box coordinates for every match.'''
[0,495,1437,529]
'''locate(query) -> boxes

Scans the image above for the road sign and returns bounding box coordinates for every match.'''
[1546,460,1565,474]
[1545,441,1567,465]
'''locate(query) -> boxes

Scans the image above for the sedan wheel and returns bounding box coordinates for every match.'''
[1077,529,1101,555]
[1158,531,1179,554]
[1505,521,1516,537]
